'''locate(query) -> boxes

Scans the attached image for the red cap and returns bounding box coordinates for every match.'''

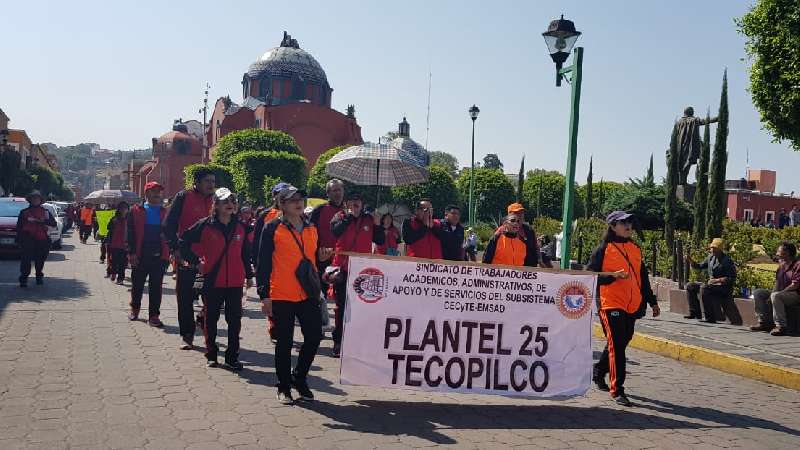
[144,181,164,192]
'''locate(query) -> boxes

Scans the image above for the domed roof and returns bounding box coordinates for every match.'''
[247,32,328,86]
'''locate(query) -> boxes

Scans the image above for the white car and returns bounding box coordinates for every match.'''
[42,203,64,249]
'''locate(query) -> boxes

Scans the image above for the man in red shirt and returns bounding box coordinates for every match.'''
[16,191,57,287]
[163,169,216,349]
[750,241,800,336]
[402,199,444,259]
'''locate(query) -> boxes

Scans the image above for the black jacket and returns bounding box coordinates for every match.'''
[439,222,465,261]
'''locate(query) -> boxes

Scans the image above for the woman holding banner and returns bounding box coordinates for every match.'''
[587,211,659,407]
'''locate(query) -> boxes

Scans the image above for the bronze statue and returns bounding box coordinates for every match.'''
[676,106,718,185]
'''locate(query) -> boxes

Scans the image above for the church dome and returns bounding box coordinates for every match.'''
[242,32,332,107]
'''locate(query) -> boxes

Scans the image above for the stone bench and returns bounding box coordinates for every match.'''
[663,282,800,333]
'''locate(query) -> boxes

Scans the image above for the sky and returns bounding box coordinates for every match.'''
[4,0,800,193]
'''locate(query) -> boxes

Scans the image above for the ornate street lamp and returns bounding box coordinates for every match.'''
[468,105,480,226]
[543,15,583,269]
[542,15,582,87]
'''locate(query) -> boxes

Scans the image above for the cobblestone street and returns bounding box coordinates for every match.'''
[1,234,799,449]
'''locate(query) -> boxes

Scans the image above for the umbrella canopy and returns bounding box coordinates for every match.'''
[83,189,140,205]
[325,140,429,187]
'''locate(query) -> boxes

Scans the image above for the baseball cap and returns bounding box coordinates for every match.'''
[144,181,164,192]
[507,203,526,214]
[271,182,290,195]
[606,210,633,224]
[276,185,307,202]
[213,187,236,202]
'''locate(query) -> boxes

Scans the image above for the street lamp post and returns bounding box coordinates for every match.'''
[468,105,480,226]
[543,15,583,269]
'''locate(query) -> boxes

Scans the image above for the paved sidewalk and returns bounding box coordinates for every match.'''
[1,233,799,449]
[636,299,800,370]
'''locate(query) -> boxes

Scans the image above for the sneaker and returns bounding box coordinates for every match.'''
[750,324,774,332]
[35,277,43,285]
[128,308,140,321]
[106,273,112,279]
[614,394,633,407]
[148,316,163,327]
[180,335,193,350]
[593,376,610,392]
[683,314,699,319]
[224,360,243,372]
[100,258,105,264]
[701,319,717,324]
[115,278,124,285]
[276,388,294,405]
[770,327,789,336]
[292,376,314,401]
[332,342,341,358]
[206,359,218,368]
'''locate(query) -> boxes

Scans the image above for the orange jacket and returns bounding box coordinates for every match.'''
[256,218,319,302]
[587,239,656,314]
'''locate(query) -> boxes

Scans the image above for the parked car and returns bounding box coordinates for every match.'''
[41,203,64,249]
[0,198,29,256]
[49,201,73,231]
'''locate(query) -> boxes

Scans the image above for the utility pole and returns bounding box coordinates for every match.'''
[199,83,210,162]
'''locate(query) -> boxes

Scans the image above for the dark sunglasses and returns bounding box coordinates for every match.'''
[507,218,520,223]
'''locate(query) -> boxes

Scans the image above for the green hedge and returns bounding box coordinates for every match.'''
[211,129,301,167]
[230,150,306,205]
[183,163,234,190]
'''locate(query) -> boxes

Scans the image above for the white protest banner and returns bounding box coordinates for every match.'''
[340,255,597,398]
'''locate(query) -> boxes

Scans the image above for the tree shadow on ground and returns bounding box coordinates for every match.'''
[630,394,800,437]
[299,400,719,445]
[0,276,91,318]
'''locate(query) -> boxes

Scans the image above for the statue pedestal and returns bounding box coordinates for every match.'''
[677,184,696,203]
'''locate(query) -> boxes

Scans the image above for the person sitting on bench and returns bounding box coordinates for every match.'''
[750,241,800,336]
[685,238,743,325]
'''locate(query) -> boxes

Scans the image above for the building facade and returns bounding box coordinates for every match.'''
[725,169,800,224]
[130,123,204,199]
[208,31,363,166]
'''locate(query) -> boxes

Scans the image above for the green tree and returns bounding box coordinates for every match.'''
[629,154,656,189]
[30,166,61,198]
[585,156,593,218]
[597,179,604,217]
[522,169,583,220]
[12,171,35,197]
[605,183,692,231]
[392,166,459,217]
[737,0,800,150]
[184,163,234,190]
[693,111,712,244]
[211,129,301,167]
[428,151,459,177]
[482,154,503,170]
[0,148,22,196]
[229,151,306,205]
[707,70,730,239]
[262,175,284,206]
[456,167,515,222]
[665,121,680,256]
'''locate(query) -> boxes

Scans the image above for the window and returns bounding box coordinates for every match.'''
[765,211,775,223]
[743,209,754,221]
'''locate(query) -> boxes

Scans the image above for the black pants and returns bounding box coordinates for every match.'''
[79,225,92,242]
[176,266,199,338]
[687,282,742,323]
[19,238,49,281]
[273,298,322,390]
[110,248,127,280]
[596,309,636,397]
[130,254,166,317]
[202,287,242,362]
[99,241,107,261]
[332,278,347,344]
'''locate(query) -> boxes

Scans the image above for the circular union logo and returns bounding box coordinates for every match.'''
[352,267,387,304]
[556,281,592,319]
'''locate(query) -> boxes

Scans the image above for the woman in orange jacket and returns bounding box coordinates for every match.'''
[587,211,660,407]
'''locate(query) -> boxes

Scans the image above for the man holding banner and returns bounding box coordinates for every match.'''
[587,211,659,407]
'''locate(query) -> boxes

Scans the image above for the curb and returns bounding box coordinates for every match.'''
[592,323,800,391]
